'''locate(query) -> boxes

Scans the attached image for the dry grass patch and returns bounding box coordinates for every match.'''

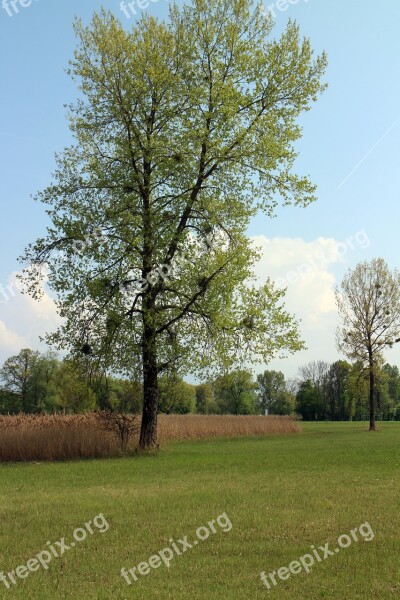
[0,413,300,462]
[158,414,301,441]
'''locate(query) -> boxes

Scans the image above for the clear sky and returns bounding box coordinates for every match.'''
[1,0,400,376]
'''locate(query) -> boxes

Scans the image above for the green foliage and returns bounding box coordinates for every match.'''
[298,361,330,420]
[158,378,196,414]
[213,370,257,415]
[0,389,21,414]
[107,379,143,413]
[347,362,370,421]
[326,360,352,421]
[296,359,400,422]
[382,363,400,403]
[256,370,292,415]
[2,346,400,422]
[195,383,218,414]
[0,349,59,413]
[296,380,321,421]
[55,360,97,413]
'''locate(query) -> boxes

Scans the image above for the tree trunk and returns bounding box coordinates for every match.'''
[369,354,376,431]
[138,327,159,451]
[138,180,159,450]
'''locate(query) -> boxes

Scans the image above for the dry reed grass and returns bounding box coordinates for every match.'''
[157,414,301,441]
[0,414,116,462]
[0,413,301,462]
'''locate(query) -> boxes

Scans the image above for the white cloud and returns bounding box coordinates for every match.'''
[0,321,29,356]
[252,235,340,317]
[250,235,348,376]
[0,271,61,364]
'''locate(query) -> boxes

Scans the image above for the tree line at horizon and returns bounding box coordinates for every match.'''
[1,349,399,421]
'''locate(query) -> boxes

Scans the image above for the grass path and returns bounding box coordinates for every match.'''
[0,422,399,598]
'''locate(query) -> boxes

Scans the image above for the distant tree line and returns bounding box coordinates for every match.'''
[1,349,399,420]
[0,349,291,416]
[295,360,400,421]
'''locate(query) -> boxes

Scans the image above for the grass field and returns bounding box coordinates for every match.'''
[0,422,399,599]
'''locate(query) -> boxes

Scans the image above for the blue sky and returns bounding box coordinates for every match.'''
[1,0,400,375]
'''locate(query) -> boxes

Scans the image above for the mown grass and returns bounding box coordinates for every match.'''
[0,422,399,599]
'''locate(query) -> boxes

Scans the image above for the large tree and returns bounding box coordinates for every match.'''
[336,258,400,431]
[21,2,327,449]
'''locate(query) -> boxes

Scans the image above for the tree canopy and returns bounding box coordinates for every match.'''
[20,1,327,449]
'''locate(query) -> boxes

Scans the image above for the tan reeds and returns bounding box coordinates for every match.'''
[0,413,301,462]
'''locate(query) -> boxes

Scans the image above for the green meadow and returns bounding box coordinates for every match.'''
[0,422,399,599]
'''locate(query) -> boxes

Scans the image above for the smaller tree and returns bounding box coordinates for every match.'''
[296,380,320,421]
[107,379,143,413]
[56,360,97,413]
[213,370,257,415]
[0,349,42,412]
[326,360,352,421]
[256,370,292,415]
[195,383,218,414]
[336,258,400,430]
[299,361,330,419]
[348,361,369,422]
[158,378,196,414]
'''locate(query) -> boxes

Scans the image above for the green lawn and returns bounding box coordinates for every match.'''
[0,422,399,599]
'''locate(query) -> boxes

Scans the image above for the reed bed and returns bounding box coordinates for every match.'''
[157,414,301,441]
[0,414,116,462]
[0,413,301,462]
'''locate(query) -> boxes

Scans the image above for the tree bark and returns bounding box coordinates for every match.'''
[138,325,159,450]
[368,352,376,431]
[138,165,159,451]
